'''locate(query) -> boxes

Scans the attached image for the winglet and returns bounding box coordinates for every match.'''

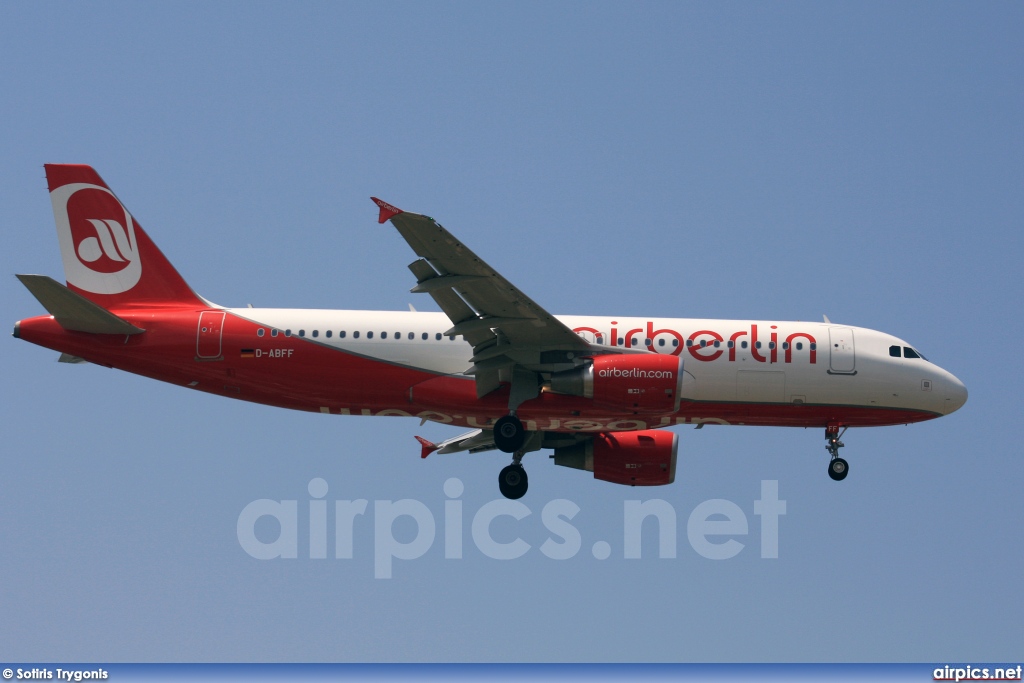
[414,435,439,459]
[371,197,403,224]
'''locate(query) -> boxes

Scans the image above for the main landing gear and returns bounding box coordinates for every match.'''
[825,425,849,481]
[495,370,540,499]
[493,414,527,453]
[499,460,528,500]
[494,413,530,499]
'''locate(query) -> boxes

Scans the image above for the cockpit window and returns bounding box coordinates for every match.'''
[889,345,902,358]
[903,347,920,359]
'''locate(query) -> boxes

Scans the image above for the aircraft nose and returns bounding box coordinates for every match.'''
[943,373,968,415]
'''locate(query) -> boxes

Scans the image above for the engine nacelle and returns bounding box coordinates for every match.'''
[549,354,683,414]
[553,430,678,486]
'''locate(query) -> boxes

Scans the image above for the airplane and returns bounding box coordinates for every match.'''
[14,164,968,499]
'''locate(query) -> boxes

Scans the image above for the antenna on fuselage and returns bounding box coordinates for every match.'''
[823,314,831,323]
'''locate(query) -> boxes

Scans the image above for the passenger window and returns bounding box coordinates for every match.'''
[285,329,292,337]
[713,340,720,348]
[340,331,346,338]
[367,331,374,339]
[889,345,902,357]
[741,341,748,349]
[422,332,428,340]
[658,339,665,347]
[755,341,762,349]
[449,335,456,341]
[782,342,789,350]
[672,339,679,347]
[727,340,734,348]
[298,330,305,337]
[257,328,265,337]
[810,343,816,351]
[768,341,775,350]
[700,340,706,347]
[617,338,624,345]
[326,330,332,338]
[904,347,920,359]
[395,332,401,339]
[312,330,318,338]
[796,342,803,351]
[408,332,414,340]
[435,333,442,340]
[271,329,278,337]
[596,336,604,344]
[686,339,693,347]
[382,332,388,339]
[353,331,360,339]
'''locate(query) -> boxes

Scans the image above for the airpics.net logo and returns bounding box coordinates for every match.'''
[236,479,786,579]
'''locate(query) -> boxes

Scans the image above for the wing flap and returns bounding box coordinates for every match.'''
[407,258,493,346]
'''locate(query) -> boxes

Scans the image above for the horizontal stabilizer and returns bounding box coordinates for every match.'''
[16,274,145,335]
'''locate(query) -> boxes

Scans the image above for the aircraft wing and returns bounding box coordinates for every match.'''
[374,198,641,400]
[415,429,497,458]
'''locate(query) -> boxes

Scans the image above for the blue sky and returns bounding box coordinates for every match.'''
[1,1,1021,662]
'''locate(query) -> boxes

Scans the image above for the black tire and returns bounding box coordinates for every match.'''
[493,414,526,453]
[828,457,849,481]
[498,464,529,500]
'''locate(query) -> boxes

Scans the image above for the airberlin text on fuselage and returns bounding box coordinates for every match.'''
[574,321,818,364]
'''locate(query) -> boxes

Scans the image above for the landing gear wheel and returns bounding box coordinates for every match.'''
[498,464,529,499]
[493,415,526,453]
[828,457,849,481]
[824,425,849,482]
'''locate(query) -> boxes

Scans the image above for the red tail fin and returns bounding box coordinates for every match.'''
[45,164,206,309]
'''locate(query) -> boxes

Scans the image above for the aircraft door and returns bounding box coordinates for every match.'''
[197,311,226,360]
[828,327,856,374]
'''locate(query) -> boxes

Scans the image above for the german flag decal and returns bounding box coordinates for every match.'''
[240,349,255,358]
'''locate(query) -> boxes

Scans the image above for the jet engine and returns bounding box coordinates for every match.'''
[549,354,683,413]
[552,429,678,486]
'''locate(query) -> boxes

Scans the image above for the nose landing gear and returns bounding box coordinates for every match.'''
[825,425,849,481]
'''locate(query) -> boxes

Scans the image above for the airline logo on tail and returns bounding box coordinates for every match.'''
[51,182,141,295]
